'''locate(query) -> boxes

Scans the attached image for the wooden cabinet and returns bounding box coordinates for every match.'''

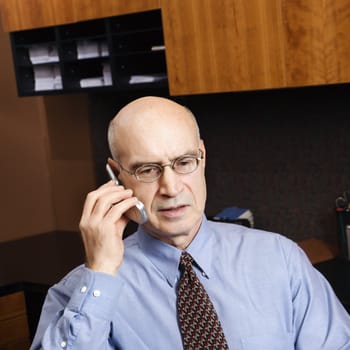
[0,291,30,350]
[0,0,160,32]
[161,0,350,95]
[2,0,350,95]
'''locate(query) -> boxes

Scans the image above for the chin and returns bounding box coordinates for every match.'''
[146,215,202,241]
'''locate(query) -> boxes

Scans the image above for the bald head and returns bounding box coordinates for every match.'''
[108,96,200,160]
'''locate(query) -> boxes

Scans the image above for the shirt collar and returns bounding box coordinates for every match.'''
[137,216,215,287]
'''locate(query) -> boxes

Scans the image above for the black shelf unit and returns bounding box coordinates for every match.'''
[10,10,168,96]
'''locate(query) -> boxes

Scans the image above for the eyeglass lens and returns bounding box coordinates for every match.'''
[135,155,200,182]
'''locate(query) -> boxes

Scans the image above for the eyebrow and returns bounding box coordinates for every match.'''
[128,149,199,170]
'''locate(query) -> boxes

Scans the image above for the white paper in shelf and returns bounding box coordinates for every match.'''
[77,40,100,59]
[53,65,63,89]
[79,61,113,88]
[33,65,60,91]
[80,77,104,88]
[129,75,166,84]
[29,44,59,64]
[103,63,112,86]
[151,45,165,51]
[100,42,109,57]
[77,40,109,59]
[34,65,62,91]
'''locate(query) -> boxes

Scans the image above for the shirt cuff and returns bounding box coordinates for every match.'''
[65,267,125,321]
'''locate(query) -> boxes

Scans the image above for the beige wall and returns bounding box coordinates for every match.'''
[43,95,96,232]
[0,21,96,242]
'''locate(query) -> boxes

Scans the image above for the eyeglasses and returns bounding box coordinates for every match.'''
[116,149,204,183]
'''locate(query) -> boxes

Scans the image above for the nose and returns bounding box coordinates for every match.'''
[158,165,184,197]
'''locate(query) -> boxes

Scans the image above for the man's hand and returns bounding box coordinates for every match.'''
[79,181,139,275]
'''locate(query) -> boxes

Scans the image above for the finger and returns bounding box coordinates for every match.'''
[104,196,139,222]
[81,182,126,221]
[91,188,133,219]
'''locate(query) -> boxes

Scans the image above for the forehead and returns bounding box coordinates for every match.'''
[115,103,199,163]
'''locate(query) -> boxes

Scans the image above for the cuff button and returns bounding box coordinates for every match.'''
[93,289,101,297]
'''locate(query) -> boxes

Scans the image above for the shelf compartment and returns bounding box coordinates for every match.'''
[115,51,166,75]
[12,27,56,46]
[113,51,167,90]
[61,39,109,61]
[16,64,63,95]
[63,59,112,89]
[111,29,164,54]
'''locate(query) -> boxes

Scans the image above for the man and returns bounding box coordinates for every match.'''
[31,96,350,349]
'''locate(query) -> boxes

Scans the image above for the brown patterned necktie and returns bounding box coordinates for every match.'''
[177,251,229,349]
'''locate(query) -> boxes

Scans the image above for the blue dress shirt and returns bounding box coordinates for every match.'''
[31,217,350,349]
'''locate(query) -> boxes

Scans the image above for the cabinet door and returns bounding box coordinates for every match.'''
[283,0,350,87]
[162,0,350,95]
[162,0,286,95]
[0,0,160,31]
[0,292,30,349]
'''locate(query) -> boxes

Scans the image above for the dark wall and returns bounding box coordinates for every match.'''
[88,84,350,243]
[0,231,85,286]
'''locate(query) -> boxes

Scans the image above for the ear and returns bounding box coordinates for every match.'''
[199,139,206,168]
[107,157,120,175]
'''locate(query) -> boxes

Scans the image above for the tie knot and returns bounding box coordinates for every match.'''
[179,251,194,272]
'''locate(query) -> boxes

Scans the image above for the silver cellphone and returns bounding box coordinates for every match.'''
[106,163,148,224]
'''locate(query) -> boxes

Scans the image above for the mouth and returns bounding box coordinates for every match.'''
[158,205,189,218]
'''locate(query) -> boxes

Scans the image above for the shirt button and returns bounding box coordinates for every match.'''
[60,340,67,348]
[93,289,101,297]
[80,286,87,293]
